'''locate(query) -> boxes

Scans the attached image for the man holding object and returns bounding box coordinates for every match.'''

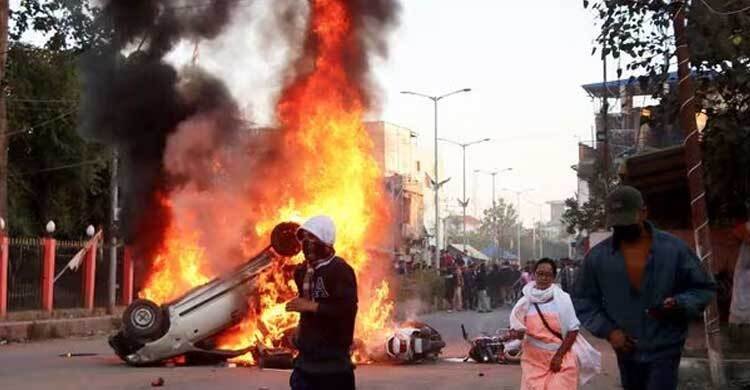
[573,186,716,390]
[286,216,358,390]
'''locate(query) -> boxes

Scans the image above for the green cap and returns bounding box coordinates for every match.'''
[605,185,644,227]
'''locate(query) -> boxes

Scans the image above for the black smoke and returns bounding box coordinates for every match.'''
[78,0,242,259]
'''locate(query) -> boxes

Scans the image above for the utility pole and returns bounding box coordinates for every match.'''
[671,1,725,387]
[600,40,610,196]
[0,0,8,223]
[401,88,471,268]
[108,149,119,313]
[503,188,534,263]
[438,137,490,250]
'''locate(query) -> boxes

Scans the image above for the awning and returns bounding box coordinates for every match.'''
[448,244,490,261]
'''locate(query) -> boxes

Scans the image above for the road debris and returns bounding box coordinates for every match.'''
[151,377,165,387]
[58,352,99,358]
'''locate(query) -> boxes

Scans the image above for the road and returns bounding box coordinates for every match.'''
[0,309,623,389]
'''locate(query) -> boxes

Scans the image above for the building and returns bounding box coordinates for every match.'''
[443,214,481,244]
[365,121,427,260]
[570,74,687,259]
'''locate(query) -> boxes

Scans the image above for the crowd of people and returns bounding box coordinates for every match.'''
[435,250,584,313]
[439,251,526,312]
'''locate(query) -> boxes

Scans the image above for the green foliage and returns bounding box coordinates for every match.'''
[10,0,103,51]
[478,198,519,250]
[585,0,750,222]
[5,43,110,238]
[562,153,613,234]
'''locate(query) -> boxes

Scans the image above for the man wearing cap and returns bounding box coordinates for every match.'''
[572,186,716,390]
[286,216,358,390]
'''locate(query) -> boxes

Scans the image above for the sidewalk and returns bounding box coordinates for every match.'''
[0,308,123,342]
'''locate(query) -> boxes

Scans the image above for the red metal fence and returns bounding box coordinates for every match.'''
[0,233,134,319]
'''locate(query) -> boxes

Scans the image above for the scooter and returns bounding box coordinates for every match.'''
[461,324,522,364]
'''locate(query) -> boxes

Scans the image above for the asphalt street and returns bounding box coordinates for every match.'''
[0,309,623,390]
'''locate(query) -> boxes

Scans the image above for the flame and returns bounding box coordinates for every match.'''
[139,0,395,364]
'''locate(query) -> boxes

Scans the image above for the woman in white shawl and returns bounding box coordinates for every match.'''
[508,258,601,389]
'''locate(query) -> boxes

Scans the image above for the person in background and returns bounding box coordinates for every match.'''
[443,262,456,312]
[463,261,476,311]
[559,259,578,293]
[453,264,465,311]
[489,263,502,308]
[475,262,491,313]
[498,261,513,306]
[287,216,358,390]
[573,186,716,390]
[508,258,601,389]
[509,264,523,302]
[521,264,534,285]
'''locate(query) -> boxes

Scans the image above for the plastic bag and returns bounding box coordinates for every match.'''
[730,241,750,324]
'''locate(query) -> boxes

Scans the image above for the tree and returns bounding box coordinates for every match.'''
[562,152,613,235]
[10,0,102,51]
[5,43,110,238]
[478,199,519,253]
[585,0,750,223]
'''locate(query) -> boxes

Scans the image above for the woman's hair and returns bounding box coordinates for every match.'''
[533,258,558,276]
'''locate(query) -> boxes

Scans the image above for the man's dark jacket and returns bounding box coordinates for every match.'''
[293,256,358,373]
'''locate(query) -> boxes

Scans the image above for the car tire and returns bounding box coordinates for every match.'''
[123,299,166,342]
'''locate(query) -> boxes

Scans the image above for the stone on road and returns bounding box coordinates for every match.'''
[0,308,622,389]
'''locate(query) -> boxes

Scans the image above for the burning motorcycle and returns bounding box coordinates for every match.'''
[461,324,523,364]
[108,222,302,366]
[362,321,446,364]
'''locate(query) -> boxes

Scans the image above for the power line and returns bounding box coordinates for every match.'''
[7,98,76,104]
[165,0,254,11]
[5,109,76,138]
[698,0,750,15]
[17,159,105,176]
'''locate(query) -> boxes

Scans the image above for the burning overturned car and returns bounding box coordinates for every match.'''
[109,222,302,366]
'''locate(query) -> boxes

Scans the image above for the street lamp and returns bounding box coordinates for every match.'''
[524,198,546,258]
[401,88,472,269]
[502,187,534,263]
[475,168,512,261]
[438,137,491,249]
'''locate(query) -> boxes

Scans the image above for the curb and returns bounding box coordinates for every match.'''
[0,315,121,342]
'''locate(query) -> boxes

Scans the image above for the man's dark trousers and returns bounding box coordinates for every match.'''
[290,367,355,390]
[616,353,680,390]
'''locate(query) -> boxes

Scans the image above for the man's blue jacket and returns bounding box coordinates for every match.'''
[572,223,716,361]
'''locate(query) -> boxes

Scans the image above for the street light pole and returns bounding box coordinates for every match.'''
[401,88,471,269]
[438,137,491,250]
[502,187,534,263]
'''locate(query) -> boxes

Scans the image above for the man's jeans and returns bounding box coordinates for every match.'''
[616,353,681,390]
[290,367,355,390]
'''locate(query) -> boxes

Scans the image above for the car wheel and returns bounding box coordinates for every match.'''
[271,222,301,257]
[123,299,166,341]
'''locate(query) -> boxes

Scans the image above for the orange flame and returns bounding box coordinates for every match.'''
[140,0,395,364]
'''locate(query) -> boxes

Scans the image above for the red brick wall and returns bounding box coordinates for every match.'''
[667,228,741,273]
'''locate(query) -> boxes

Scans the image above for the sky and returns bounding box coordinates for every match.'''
[159,1,607,227]
[372,1,603,225]
[13,0,605,226]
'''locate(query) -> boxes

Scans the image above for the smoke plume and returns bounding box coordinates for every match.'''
[78,0,242,259]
